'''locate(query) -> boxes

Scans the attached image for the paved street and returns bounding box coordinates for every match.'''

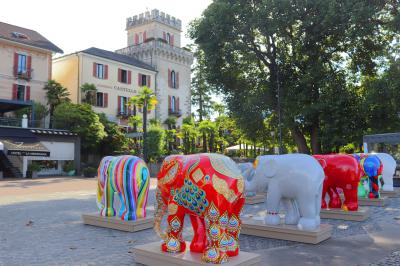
[0,177,400,266]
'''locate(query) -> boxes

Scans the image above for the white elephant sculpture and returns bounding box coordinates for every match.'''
[372,153,396,192]
[242,154,324,231]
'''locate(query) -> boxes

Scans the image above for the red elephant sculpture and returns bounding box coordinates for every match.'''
[313,154,363,211]
[154,153,245,264]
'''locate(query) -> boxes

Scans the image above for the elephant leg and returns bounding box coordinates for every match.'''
[328,187,342,209]
[265,182,281,226]
[369,175,380,199]
[342,184,358,211]
[162,204,186,253]
[117,192,126,219]
[321,181,328,209]
[102,181,115,217]
[226,197,244,257]
[283,198,300,225]
[189,214,207,253]
[296,193,320,231]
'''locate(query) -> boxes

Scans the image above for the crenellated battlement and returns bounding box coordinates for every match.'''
[126,9,182,31]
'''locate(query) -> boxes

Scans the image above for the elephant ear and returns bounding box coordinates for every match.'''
[159,157,180,185]
[263,158,278,178]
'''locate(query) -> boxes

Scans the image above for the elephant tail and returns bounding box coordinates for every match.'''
[154,188,168,241]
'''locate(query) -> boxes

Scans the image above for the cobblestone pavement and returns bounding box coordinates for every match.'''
[0,178,399,266]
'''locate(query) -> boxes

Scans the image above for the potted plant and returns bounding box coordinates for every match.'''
[83,166,97,178]
[63,161,76,176]
[27,162,41,178]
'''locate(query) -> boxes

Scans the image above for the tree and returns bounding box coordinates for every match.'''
[53,103,106,157]
[198,120,217,152]
[44,80,70,128]
[178,117,199,154]
[98,113,130,156]
[164,116,177,153]
[129,86,158,161]
[190,0,398,154]
[81,83,97,105]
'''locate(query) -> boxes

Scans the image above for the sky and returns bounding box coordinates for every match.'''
[0,0,212,55]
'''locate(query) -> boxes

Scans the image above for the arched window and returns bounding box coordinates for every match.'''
[171,96,176,112]
[171,70,176,88]
[166,33,171,44]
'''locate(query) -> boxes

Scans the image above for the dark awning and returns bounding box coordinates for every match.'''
[0,127,50,157]
[0,99,32,113]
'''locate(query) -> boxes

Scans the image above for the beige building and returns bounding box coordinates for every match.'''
[116,9,194,127]
[0,22,63,113]
[52,47,157,128]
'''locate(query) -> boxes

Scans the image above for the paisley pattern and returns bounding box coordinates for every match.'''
[166,236,181,252]
[173,178,209,215]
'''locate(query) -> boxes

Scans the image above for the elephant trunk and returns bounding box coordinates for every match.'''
[154,188,168,241]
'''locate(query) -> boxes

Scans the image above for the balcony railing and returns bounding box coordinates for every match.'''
[13,67,33,81]
[168,109,182,117]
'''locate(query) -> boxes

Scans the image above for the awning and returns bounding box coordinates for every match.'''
[0,127,50,157]
[0,99,32,113]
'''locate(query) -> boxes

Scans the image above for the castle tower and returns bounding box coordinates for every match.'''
[116,9,194,127]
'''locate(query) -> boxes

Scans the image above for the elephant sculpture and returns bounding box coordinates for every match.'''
[97,155,150,221]
[237,162,258,197]
[372,153,396,192]
[154,153,245,264]
[243,154,324,231]
[313,154,363,211]
[353,154,383,198]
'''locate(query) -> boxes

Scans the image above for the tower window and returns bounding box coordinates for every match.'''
[166,33,171,44]
[171,96,176,112]
[171,70,176,88]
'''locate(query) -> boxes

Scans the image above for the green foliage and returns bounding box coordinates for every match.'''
[53,102,106,151]
[81,83,97,105]
[164,116,177,129]
[62,161,75,172]
[98,113,130,155]
[44,80,70,126]
[27,162,41,172]
[83,167,97,177]
[145,125,165,162]
[14,101,48,127]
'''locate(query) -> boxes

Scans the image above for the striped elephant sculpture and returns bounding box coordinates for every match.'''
[97,155,150,221]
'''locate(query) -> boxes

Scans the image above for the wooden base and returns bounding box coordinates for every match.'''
[245,194,266,205]
[320,207,369,221]
[358,197,387,207]
[241,217,332,244]
[380,190,398,198]
[82,213,154,232]
[133,241,261,266]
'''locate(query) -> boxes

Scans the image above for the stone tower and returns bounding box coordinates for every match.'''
[116,9,193,127]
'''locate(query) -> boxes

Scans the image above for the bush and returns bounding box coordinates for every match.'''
[63,161,75,172]
[83,167,97,177]
[28,162,41,172]
[145,125,165,162]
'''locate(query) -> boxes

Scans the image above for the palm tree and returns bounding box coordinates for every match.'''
[129,86,157,161]
[80,83,97,105]
[43,80,70,128]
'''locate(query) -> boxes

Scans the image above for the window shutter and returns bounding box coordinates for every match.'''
[135,34,139,44]
[138,73,141,86]
[93,63,97,77]
[128,71,132,84]
[147,75,151,87]
[13,53,18,76]
[118,96,121,113]
[143,31,147,42]
[12,84,17,100]
[168,95,171,110]
[163,32,166,40]
[104,65,108,79]
[26,86,31,101]
[171,35,174,46]
[176,97,179,111]
[104,93,108,107]
[118,68,121,82]
[176,72,179,88]
[168,69,171,88]
[27,56,32,78]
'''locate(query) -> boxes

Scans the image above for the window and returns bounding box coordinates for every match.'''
[96,92,104,107]
[121,69,127,83]
[17,54,27,73]
[171,70,176,88]
[141,74,147,86]
[171,96,176,112]
[166,33,171,44]
[17,85,25,101]
[96,64,105,79]
[138,74,150,86]
[118,96,129,115]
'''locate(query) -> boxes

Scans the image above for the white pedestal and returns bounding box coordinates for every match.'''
[320,207,369,221]
[133,241,261,266]
[82,213,154,232]
[245,194,266,205]
[241,217,332,244]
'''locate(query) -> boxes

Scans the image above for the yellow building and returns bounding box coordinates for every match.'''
[52,47,156,128]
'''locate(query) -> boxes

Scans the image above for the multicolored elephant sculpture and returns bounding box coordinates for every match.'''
[353,154,383,199]
[243,154,324,231]
[96,155,150,221]
[313,154,363,211]
[373,153,396,192]
[154,153,245,264]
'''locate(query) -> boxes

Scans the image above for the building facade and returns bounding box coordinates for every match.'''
[52,47,157,128]
[0,22,63,108]
[116,9,194,127]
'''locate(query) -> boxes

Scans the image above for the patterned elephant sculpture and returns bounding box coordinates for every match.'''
[313,154,363,211]
[154,153,245,264]
[353,154,383,199]
[97,155,150,221]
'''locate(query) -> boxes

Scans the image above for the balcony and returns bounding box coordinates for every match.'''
[13,67,33,81]
[168,109,182,117]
